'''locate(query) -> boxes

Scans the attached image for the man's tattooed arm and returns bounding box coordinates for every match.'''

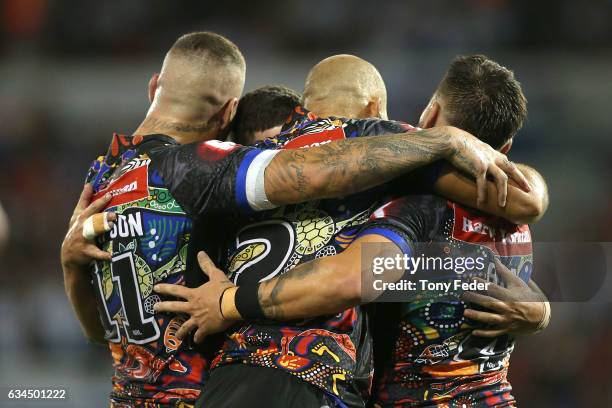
[257,257,322,321]
[153,237,403,341]
[433,162,548,224]
[222,235,405,321]
[264,125,530,207]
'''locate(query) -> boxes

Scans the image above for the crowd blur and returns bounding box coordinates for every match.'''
[0,1,610,406]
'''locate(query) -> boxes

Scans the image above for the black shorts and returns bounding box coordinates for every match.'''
[197,365,338,408]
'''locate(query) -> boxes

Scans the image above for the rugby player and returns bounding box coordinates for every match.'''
[232,85,302,145]
[184,55,548,407]
[361,58,544,407]
[153,56,546,407]
[60,33,523,408]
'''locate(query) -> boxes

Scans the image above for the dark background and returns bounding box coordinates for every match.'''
[0,0,610,406]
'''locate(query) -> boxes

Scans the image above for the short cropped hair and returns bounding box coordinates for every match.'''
[233,85,302,145]
[170,31,245,69]
[437,55,527,149]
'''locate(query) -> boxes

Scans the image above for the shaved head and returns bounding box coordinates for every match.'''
[149,32,246,134]
[303,54,388,119]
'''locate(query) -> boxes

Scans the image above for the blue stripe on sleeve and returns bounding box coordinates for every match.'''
[235,149,261,213]
[356,226,413,257]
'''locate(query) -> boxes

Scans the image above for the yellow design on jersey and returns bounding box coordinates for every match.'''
[332,373,346,395]
[228,243,267,273]
[312,344,340,363]
[294,209,335,255]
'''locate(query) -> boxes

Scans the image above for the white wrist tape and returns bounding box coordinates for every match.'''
[82,212,111,241]
[536,300,551,331]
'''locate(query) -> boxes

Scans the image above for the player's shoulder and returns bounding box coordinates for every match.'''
[85,133,149,189]
[267,107,348,149]
[271,105,419,146]
[276,106,321,137]
[93,133,177,168]
[361,194,447,244]
[104,133,147,160]
[372,194,448,220]
[146,134,258,165]
[343,117,418,137]
[367,195,451,243]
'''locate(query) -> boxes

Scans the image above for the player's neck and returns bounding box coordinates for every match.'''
[307,102,364,119]
[134,113,218,145]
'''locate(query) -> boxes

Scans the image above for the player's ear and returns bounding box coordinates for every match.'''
[219,97,239,131]
[364,97,382,118]
[148,73,159,103]
[420,100,440,129]
[500,138,513,154]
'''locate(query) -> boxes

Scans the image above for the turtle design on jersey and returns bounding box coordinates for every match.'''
[292,208,336,255]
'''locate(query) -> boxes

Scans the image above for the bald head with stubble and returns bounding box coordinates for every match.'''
[303,54,388,120]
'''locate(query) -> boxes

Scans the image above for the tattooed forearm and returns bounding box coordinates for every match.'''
[264,127,455,205]
[289,161,309,195]
[258,272,289,320]
[257,257,324,320]
[250,235,407,322]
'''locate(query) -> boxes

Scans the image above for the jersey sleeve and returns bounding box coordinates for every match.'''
[356,195,446,257]
[148,139,279,218]
[84,156,104,185]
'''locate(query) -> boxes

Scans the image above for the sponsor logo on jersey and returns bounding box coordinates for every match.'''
[282,126,346,149]
[451,204,532,256]
[94,163,149,208]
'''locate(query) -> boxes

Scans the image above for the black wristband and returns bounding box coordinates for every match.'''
[234,284,266,321]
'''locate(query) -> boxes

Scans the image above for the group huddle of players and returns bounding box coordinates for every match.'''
[60,31,550,408]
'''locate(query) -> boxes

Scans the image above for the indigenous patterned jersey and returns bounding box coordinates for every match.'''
[212,107,415,408]
[85,133,275,407]
[361,195,532,407]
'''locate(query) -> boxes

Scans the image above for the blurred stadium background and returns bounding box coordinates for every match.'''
[0,0,610,406]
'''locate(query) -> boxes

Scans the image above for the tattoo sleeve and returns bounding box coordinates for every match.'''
[264,128,453,205]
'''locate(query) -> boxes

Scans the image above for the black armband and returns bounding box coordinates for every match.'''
[234,284,266,321]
